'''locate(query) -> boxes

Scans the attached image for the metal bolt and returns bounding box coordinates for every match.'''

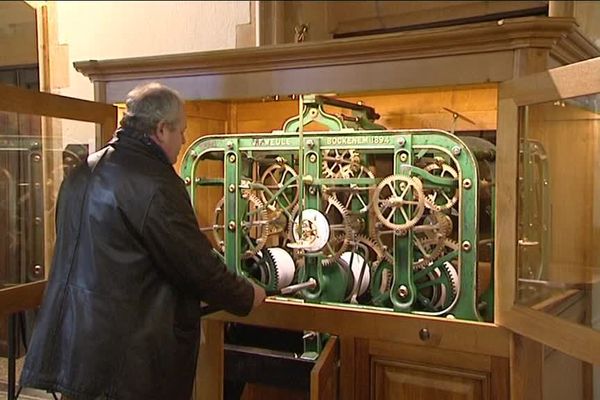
[309,153,317,163]
[452,146,462,156]
[226,141,234,150]
[398,285,409,299]
[463,179,472,189]
[228,154,236,163]
[397,137,406,147]
[34,217,42,225]
[228,221,237,231]
[32,154,41,162]
[195,177,202,184]
[33,265,42,275]
[228,184,236,193]
[446,314,456,319]
[309,187,317,195]
[399,153,408,162]
[184,177,191,185]
[189,150,197,159]
[462,240,472,252]
[306,139,315,148]
[419,328,431,342]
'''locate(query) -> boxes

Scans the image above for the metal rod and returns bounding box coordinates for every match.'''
[278,278,317,295]
[8,314,17,400]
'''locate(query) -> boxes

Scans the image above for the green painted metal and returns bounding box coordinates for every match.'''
[181,99,496,322]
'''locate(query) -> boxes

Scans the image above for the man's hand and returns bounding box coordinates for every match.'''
[251,281,267,309]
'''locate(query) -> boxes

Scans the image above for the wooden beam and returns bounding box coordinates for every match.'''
[210,300,511,358]
[0,83,116,125]
[0,281,46,316]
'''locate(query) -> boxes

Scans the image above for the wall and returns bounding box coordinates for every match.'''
[0,1,37,67]
[40,1,251,149]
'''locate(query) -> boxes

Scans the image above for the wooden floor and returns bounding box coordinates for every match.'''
[0,357,54,400]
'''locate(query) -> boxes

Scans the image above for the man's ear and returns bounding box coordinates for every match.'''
[153,120,168,143]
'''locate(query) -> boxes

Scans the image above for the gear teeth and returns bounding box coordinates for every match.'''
[443,238,460,252]
[441,261,460,297]
[321,194,352,266]
[321,149,360,178]
[373,174,425,231]
[240,191,270,259]
[259,163,299,211]
[212,196,226,253]
[423,163,459,211]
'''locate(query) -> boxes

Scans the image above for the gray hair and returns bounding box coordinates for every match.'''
[119,82,184,134]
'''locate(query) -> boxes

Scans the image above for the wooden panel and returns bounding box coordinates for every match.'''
[510,334,543,400]
[241,383,307,400]
[0,281,46,316]
[195,319,224,400]
[372,358,489,400]
[310,336,339,400]
[543,347,585,400]
[231,84,497,134]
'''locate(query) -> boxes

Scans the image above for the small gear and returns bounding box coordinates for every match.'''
[259,162,299,211]
[373,174,425,231]
[423,162,459,211]
[240,191,271,259]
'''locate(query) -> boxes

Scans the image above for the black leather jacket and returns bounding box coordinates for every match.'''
[20,130,254,400]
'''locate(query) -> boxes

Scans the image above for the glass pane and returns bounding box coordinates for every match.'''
[517,92,600,331]
[0,114,97,288]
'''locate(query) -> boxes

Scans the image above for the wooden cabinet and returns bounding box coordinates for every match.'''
[75,15,600,400]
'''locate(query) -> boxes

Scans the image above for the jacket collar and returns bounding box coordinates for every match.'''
[113,127,172,166]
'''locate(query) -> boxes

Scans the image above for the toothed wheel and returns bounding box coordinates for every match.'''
[423,163,459,211]
[212,197,226,252]
[259,162,299,211]
[412,212,452,268]
[322,149,360,178]
[335,165,375,214]
[321,195,353,266]
[373,175,425,231]
[414,261,459,313]
[246,247,295,292]
[240,191,271,259]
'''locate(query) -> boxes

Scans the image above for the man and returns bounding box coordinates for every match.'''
[20,82,266,400]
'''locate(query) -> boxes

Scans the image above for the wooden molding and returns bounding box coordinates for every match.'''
[210,299,511,358]
[74,17,597,84]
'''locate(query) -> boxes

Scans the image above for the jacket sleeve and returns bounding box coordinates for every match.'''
[141,179,254,316]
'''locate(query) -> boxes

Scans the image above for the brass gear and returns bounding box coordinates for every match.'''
[240,191,271,259]
[321,195,353,266]
[322,149,361,178]
[259,162,299,211]
[373,174,425,231]
[212,196,226,252]
[423,162,459,211]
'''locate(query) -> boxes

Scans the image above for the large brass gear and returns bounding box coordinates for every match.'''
[259,162,299,211]
[322,149,361,178]
[212,193,270,259]
[373,174,425,231]
[240,191,271,259]
[321,195,353,266]
[212,197,226,252]
[423,162,459,211]
[412,211,453,268]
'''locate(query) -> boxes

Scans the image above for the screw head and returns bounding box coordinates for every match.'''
[32,154,41,162]
[184,177,191,185]
[228,221,237,231]
[462,240,472,252]
[452,146,462,156]
[309,153,317,163]
[309,187,317,195]
[419,328,431,342]
[228,154,236,163]
[228,184,236,193]
[399,153,408,162]
[33,265,42,275]
[463,179,472,189]
[398,285,409,299]
[226,141,234,150]
[397,137,406,147]
[306,139,315,148]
